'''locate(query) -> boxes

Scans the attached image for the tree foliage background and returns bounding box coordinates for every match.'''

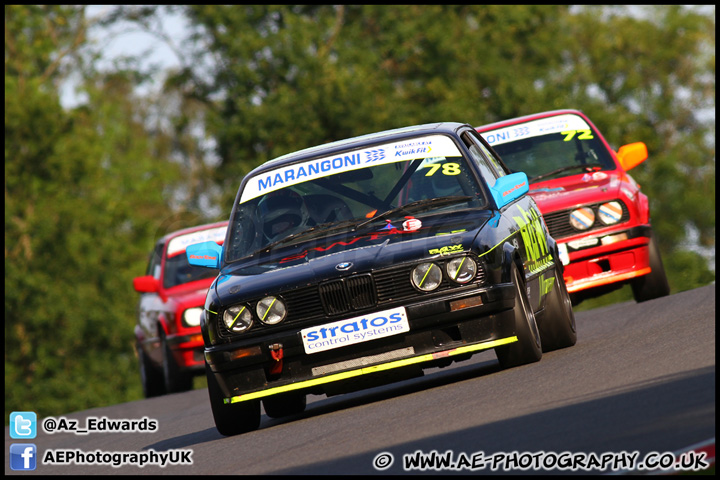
[5,5,715,420]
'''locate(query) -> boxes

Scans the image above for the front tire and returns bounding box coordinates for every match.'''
[162,334,194,393]
[496,266,543,369]
[206,362,261,436]
[631,234,670,302]
[138,344,166,398]
[538,270,577,352]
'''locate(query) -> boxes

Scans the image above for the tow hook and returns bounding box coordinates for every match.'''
[268,343,284,375]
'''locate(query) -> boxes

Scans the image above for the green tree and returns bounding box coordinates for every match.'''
[5,5,192,418]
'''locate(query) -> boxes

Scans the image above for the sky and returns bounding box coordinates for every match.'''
[61,5,189,109]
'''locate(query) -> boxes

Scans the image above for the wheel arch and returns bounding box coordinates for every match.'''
[501,239,526,286]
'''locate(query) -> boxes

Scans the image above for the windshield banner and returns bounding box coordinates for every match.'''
[167,226,227,257]
[240,135,462,203]
[482,114,591,147]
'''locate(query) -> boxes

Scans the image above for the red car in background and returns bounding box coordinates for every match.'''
[477,109,670,304]
[133,221,227,397]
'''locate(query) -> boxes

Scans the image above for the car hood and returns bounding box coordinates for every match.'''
[213,210,492,305]
[164,281,214,307]
[528,171,624,213]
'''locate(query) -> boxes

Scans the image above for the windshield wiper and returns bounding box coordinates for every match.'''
[253,219,363,255]
[529,163,603,183]
[251,195,472,256]
[353,196,473,231]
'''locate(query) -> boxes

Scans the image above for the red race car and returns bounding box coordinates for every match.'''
[133,221,227,397]
[477,109,669,304]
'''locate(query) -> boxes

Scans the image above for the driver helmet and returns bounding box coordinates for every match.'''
[432,170,460,197]
[425,160,461,197]
[258,189,310,243]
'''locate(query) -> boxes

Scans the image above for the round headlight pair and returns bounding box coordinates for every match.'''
[222,296,287,333]
[569,201,623,231]
[411,256,477,292]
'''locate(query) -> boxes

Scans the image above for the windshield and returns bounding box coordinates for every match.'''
[480,113,615,182]
[226,134,488,263]
[163,253,219,289]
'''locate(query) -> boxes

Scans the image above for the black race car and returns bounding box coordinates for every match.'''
[187,122,576,436]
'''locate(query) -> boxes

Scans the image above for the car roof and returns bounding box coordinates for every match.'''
[247,122,469,177]
[475,109,587,132]
[157,220,229,247]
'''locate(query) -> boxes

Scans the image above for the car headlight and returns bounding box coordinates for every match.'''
[182,307,203,327]
[223,304,253,333]
[411,263,442,292]
[446,256,477,284]
[569,207,595,231]
[256,296,287,325]
[598,201,623,225]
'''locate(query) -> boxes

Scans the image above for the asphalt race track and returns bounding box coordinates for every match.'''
[6,284,715,475]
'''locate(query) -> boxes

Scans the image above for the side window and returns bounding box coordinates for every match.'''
[472,131,508,177]
[145,243,164,279]
[461,132,504,187]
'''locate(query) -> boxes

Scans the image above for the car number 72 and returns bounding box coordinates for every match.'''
[561,129,594,141]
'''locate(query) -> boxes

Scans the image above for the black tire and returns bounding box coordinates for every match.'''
[495,266,543,369]
[631,234,670,303]
[138,345,166,398]
[162,333,194,394]
[263,392,307,419]
[538,270,577,352]
[205,362,261,436]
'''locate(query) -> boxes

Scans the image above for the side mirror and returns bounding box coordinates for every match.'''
[133,275,159,293]
[617,142,648,171]
[186,241,223,269]
[490,172,529,208]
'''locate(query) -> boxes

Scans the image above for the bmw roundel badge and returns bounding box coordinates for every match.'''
[336,262,353,271]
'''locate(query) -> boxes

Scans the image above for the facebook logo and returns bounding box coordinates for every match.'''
[10,411,37,439]
[10,444,37,471]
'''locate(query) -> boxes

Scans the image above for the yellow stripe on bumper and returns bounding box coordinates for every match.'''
[225,336,518,404]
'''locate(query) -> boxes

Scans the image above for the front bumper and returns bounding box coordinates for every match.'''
[166,333,206,372]
[206,284,517,403]
[559,225,653,293]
